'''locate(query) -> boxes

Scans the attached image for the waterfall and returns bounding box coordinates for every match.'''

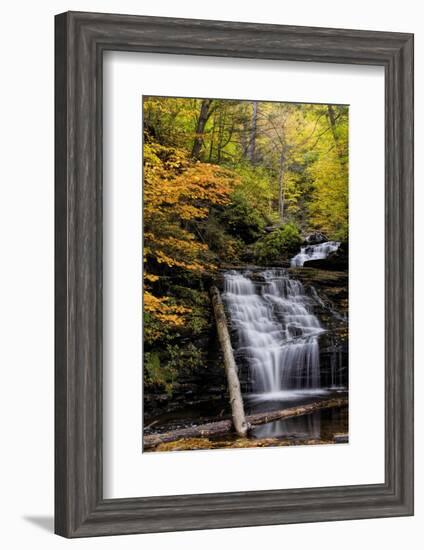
[291,241,340,267]
[222,269,324,400]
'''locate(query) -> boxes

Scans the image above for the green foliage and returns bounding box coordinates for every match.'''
[166,343,203,373]
[231,164,274,215]
[197,210,244,262]
[171,286,211,335]
[219,192,266,244]
[254,223,302,264]
[144,283,211,395]
[144,352,175,396]
[142,96,349,396]
[144,283,211,345]
[144,342,204,397]
[304,105,349,240]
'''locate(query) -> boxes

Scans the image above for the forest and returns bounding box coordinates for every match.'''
[143,95,349,452]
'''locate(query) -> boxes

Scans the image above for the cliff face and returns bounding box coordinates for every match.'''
[145,266,349,424]
[302,241,349,271]
[143,327,230,422]
[289,267,348,388]
[289,267,348,316]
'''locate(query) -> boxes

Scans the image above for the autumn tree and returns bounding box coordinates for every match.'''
[143,135,237,334]
[142,95,348,392]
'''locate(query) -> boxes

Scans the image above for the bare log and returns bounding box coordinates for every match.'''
[143,397,347,450]
[246,397,346,425]
[210,285,248,437]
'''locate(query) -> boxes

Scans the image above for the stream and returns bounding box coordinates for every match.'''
[221,241,347,441]
[222,268,323,396]
[144,242,348,447]
[291,241,341,267]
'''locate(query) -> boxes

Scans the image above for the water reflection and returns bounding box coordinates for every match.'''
[251,406,348,442]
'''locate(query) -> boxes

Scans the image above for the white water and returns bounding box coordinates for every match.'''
[291,241,340,267]
[223,269,324,399]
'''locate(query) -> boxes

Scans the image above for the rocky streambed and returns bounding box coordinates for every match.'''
[144,236,349,450]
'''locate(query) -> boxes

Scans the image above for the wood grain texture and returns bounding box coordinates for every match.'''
[54,11,414,538]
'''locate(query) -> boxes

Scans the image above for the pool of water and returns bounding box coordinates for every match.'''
[144,388,348,445]
[250,405,348,442]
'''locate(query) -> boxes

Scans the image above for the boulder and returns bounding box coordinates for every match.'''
[304,231,328,245]
[303,241,348,271]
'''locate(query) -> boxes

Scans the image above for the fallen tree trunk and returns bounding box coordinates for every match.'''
[245,397,347,426]
[210,285,248,437]
[143,397,347,450]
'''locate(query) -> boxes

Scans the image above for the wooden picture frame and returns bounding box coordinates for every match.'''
[55,11,414,537]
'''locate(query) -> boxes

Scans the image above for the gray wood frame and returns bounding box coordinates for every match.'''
[55,11,414,538]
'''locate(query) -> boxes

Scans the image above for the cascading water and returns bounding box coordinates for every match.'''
[222,269,324,400]
[291,241,340,267]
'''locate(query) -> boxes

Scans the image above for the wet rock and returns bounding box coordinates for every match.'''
[287,266,349,388]
[303,241,348,271]
[264,223,284,233]
[304,231,328,245]
[289,268,348,314]
[303,257,347,270]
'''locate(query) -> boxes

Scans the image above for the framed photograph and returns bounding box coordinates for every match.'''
[55,11,414,537]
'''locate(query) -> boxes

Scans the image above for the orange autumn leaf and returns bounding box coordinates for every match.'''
[143,140,237,327]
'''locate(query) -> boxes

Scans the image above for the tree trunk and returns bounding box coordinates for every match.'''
[143,397,348,449]
[208,113,216,161]
[216,109,225,163]
[327,105,344,162]
[192,99,213,159]
[278,150,285,221]
[210,286,248,437]
[247,101,258,162]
